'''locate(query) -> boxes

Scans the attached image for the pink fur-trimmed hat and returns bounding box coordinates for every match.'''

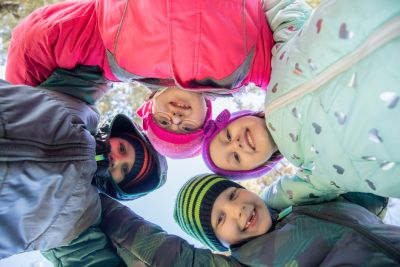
[137,98,212,159]
[202,109,282,180]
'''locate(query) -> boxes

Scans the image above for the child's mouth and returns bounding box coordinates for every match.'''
[245,128,256,151]
[170,101,191,110]
[243,209,257,231]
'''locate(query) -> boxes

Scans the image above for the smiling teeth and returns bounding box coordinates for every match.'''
[171,102,191,109]
[246,129,255,150]
[244,210,256,230]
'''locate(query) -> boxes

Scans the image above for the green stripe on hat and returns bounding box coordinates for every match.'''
[179,174,214,243]
[174,173,243,252]
[177,174,219,249]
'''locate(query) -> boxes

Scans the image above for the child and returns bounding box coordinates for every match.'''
[98,174,400,267]
[203,0,400,209]
[202,109,283,179]
[0,80,167,259]
[136,86,212,159]
[203,108,400,209]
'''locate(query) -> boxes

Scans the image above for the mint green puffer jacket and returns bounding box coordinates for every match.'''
[263,0,400,209]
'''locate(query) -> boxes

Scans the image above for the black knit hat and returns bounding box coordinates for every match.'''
[174,173,244,252]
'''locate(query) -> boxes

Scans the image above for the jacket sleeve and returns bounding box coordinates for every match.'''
[39,65,110,105]
[5,0,113,86]
[338,192,388,218]
[262,0,312,56]
[100,195,243,267]
[41,222,126,267]
[261,174,339,210]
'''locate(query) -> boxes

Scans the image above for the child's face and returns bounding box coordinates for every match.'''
[209,116,276,171]
[152,87,207,134]
[211,187,272,246]
[109,137,135,183]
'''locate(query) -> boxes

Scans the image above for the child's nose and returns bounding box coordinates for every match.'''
[236,137,243,148]
[173,111,183,117]
[171,113,184,125]
[228,136,242,149]
[228,201,244,218]
[111,152,126,165]
[238,205,246,218]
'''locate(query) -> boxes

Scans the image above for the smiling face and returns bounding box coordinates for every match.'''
[209,115,277,171]
[152,87,207,133]
[211,187,272,246]
[109,137,136,183]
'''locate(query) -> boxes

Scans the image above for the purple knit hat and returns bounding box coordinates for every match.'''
[202,109,283,180]
[137,96,212,159]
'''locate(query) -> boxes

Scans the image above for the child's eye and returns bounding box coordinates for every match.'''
[122,164,129,176]
[182,126,194,132]
[229,189,237,200]
[217,213,224,226]
[181,121,199,133]
[154,113,172,127]
[159,119,170,126]
[119,143,126,154]
[226,129,231,142]
[233,152,240,163]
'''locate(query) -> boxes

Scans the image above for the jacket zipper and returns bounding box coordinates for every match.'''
[265,16,400,115]
[294,207,400,263]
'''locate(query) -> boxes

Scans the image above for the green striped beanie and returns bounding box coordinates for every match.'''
[174,173,244,252]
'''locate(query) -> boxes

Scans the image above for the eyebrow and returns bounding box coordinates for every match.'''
[218,129,229,147]
[211,209,218,229]
[222,146,233,168]
[226,153,234,167]
[212,216,218,229]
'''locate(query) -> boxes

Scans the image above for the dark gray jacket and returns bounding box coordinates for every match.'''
[0,80,101,259]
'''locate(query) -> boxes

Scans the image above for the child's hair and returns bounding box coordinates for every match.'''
[137,94,212,159]
[174,173,244,252]
[202,109,282,179]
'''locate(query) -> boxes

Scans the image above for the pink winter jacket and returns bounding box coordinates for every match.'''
[6,0,274,93]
